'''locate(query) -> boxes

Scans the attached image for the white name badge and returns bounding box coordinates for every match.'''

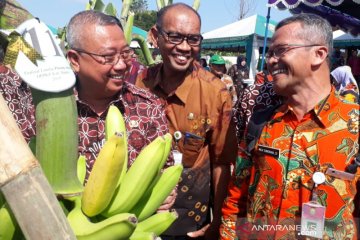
[300,201,325,239]
[173,150,183,165]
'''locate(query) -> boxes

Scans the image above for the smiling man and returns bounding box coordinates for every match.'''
[220,13,360,240]
[135,3,237,240]
[66,10,171,178]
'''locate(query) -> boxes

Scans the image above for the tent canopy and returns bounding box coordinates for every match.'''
[201,15,278,51]
[267,0,360,36]
[333,29,360,47]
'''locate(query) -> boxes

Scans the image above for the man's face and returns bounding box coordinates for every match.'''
[71,24,131,98]
[156,7,201,74]
[210,64,226,78]
[266,22,317,96]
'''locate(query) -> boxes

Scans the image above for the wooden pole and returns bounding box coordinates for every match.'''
[0,94,76,240]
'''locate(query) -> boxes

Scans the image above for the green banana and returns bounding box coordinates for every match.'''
[0,203,21,240]
[135,210,178,236]
[157,133,172,172]
[131,164,183,221]
[82,133,126,217]
[77,154,87,185]
[105,105,128,187]
[67,196,137,240]
[0,191,5,208]
[103,136,166,217]
[129,231,158,240]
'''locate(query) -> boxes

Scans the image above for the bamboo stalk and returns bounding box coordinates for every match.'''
[0,93,76,240]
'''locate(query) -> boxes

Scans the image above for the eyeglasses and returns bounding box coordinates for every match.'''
[157,27,203,47]
[72,47,134,65]
[266,44,322,60]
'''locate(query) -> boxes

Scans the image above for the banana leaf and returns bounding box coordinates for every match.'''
[104,3,117,17]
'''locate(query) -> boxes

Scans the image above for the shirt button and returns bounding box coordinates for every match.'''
[129,120,138,128]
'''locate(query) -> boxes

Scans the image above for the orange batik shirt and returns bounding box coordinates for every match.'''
[220,88,360,240]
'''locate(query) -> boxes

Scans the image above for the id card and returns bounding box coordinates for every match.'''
[300,202,325,239]
[173,150,183,165]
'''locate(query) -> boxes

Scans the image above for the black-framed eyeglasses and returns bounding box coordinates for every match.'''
[266,44,323,60]
[72,47,134,65]
[157,27,203,47]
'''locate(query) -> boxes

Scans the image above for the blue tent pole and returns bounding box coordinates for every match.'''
[260,7,271,71]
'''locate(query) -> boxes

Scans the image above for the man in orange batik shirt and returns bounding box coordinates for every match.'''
[220,13,360,240]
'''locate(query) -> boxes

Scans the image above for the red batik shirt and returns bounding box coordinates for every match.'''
[0,65,35,142]
[76,82,172,178]
[221,89,360,240]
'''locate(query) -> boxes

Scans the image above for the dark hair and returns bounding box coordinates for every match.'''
[236,55,246,66]
[156,3,201,29]
[275,13,333,56]
[67,10,123,49]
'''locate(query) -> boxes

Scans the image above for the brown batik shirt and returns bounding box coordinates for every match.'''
[135,61,237,234]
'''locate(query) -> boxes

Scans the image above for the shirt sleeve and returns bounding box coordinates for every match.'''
[220,144,253,239]
[209,88,237,166]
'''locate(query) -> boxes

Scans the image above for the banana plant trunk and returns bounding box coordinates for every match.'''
[0,94,76,240]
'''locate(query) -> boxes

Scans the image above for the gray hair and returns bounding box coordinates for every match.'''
[66,10,123,49]
[156,3,201,29]
[275,13,333,56]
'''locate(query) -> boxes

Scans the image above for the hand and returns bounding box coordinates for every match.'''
[156,188,177,212]
[187,224,209,238]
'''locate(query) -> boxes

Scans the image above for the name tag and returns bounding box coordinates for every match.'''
[257,145,280,158]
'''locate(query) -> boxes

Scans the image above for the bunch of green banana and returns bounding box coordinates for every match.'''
[0,203,22,240]
[131,164,183,221]
[82,132,126,217]
[67,196,137,240]
[103,135,166,216]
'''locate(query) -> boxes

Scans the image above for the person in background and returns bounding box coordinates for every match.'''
[348,49,360,85]
[220,13,359,240]
[135,3,237,239]
[65,10,173,178]
[126,49,145,84]
[331,65,359,103]
[200,57,210,71]
[209,54,237,106]
[227,55,249,98]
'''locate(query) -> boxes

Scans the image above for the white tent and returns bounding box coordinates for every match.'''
[202,15,278,79]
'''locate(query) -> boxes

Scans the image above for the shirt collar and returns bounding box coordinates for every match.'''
[271,87,338,126]
[151,62,198,104]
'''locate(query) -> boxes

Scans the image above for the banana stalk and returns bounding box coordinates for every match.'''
[31,88,83,196]
[0,91,76,239]
[156,0,165,10]
[124,11,134,45]
[120,0,133,27]
[132,34,155,66]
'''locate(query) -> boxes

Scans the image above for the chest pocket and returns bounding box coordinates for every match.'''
[178,129,209,167]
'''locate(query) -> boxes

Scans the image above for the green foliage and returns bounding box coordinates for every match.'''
[130,0,148,13]
[133,10,157,31]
